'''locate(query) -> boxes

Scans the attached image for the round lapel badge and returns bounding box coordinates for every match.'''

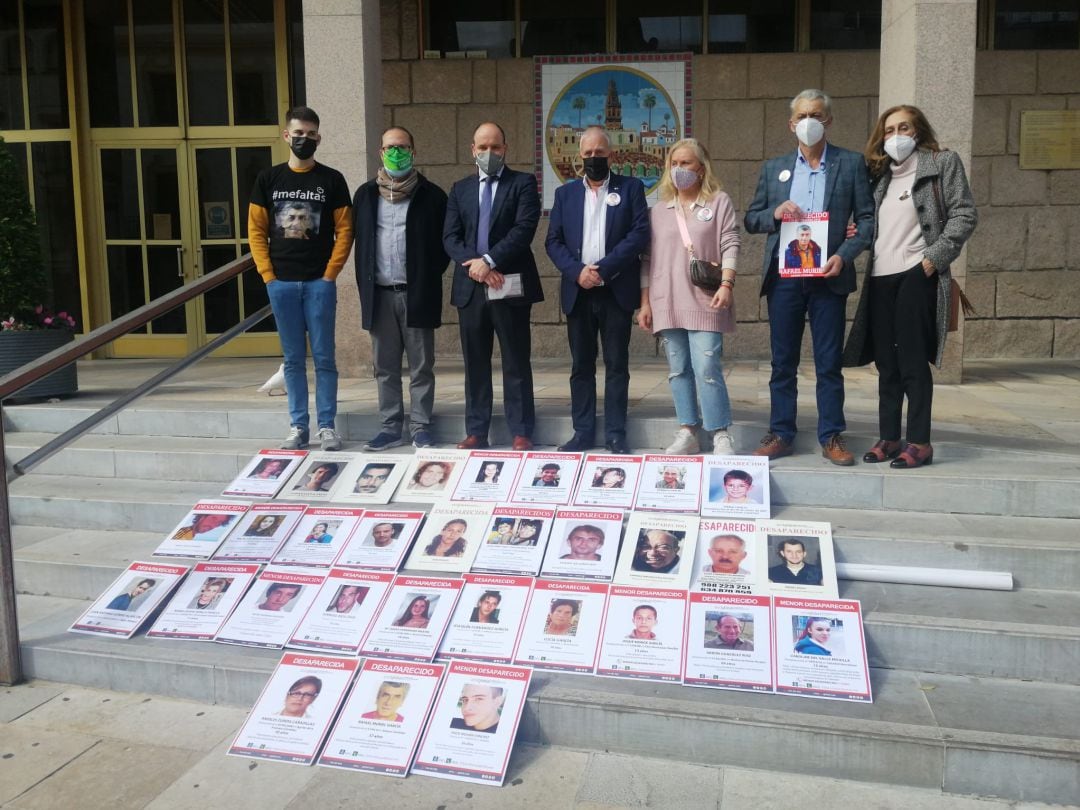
[605,192,621,207]
[778,169,792,183]
[696,207,714,222]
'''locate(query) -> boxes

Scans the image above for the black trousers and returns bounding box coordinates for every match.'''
[566,286,632,441]
[458,292,535,438]
[869,265,938,444]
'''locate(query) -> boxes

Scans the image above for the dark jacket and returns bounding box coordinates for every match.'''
[545,173,650,315]
[442,166,543,308]
[744,144,875,297]
[353,173,450,330]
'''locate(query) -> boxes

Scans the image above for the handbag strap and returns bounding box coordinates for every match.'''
[674,203,696,259]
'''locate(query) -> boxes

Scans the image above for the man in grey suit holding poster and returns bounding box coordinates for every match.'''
[744,89,874,466]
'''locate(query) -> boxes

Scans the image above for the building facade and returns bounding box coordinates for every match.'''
[3,0,1079,370]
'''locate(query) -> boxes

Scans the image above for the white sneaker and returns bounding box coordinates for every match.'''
[280,426,309,450]
[664,427,700,455]
[711,429,735,456]
[318,427,343,451]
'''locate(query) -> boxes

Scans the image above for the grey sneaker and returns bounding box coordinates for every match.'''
[318,427,343,451]
[711,429,735,456]
[280,425,309,450]
[664,427,700,455]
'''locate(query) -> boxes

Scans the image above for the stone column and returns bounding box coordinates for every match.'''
[879,0,977,383]
[303,0,383,378]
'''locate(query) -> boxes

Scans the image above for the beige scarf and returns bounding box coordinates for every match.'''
[376,168,419,203]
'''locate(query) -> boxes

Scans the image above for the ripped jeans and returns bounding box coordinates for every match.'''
[659,328,732,432]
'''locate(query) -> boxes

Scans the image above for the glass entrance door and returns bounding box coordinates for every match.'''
[84,0,291,357]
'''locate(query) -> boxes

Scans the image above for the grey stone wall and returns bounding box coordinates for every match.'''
[380,4,1080,360]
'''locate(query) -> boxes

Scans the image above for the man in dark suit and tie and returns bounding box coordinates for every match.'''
[744,89,874,466]
[545,126,650,454]
[443,122,543,451]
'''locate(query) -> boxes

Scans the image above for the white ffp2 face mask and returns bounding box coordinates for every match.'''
[884,134,917,163]
[794,117,825,147]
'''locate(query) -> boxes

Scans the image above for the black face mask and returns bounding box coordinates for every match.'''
[290,136,318,161]
[582,155,609,182]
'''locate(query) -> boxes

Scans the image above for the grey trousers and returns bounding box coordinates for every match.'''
[371,287,436,436]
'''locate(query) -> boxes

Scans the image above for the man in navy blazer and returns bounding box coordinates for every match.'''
[545,126,650,454]
[443,121,542,451]
[744,89,873,466]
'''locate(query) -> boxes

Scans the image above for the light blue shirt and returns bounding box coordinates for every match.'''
[789,144,828,215]
[374,195,410,286]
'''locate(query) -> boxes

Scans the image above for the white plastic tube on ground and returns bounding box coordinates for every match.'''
[836,562,1013,591]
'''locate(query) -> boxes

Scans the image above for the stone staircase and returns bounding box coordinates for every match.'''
[4,399,1079,803]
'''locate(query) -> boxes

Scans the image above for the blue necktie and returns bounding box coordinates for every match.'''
[477,175,493,256]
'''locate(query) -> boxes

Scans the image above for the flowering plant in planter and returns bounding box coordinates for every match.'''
[2,306,77,332]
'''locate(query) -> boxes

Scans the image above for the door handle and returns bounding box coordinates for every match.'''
[176,246,184,279]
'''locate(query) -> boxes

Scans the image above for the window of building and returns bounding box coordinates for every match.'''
[993,1,1079,49]
[617,0,704,54]
[286,0,304,104]
[809,0,880,50]
[707,0,796,53]
[521,0,607,56]
[426,0,516,58]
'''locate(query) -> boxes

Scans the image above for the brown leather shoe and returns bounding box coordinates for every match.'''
[512,435,533,452]
[751,432,793,460]
[863,439,902,463]
[890,442,934,469]
[457,434,489,450]
[821,434,855,466]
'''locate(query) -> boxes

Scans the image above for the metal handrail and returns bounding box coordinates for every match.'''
[1,253,264,686]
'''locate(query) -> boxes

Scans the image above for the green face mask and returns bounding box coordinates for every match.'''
[382,146,414,177]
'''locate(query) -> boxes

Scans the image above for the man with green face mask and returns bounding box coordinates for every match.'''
[353,127,450,450]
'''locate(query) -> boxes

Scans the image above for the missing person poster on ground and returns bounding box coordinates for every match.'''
[760,520,838,599]
[571,453,643,510]
[779,212,829,278]
[538,508,624,582]
[213,503,307,563]
[272,507,364,568]
[402,503,492,574]
[318,658,446,776]
[411,660,533,786]
[451,451,525,503]
[69,561,188,638]
[330,454,410,505]
[633,455,703,513]
[683,593,773,693]
[691,519,762,595]
[470,506,554,576]
[596,586,687,683]
[147,562,261,641]
[335,510,424,571]
[773,597,872,703]
[215,566,327,648]
[228,653,360,765]
[700,456,771,519]
[152,501,249,559]
[222,449,307,499]
[438,574,533,664]
[513,579,609,673]
[507,451,582,505]
[613,512,699,590]
[287,568,395,654]
[278,453,354,502]
[361,575,465,662]
[396,449,468,503]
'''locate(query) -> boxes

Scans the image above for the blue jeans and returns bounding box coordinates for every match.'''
[660,329,731,432]
[266,278,338,431]
[766,277,847,445]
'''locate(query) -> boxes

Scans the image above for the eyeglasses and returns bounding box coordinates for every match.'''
[792,112,827,121]
[381,145,413,152]
[638,544,675,555]
[287,690,319,700]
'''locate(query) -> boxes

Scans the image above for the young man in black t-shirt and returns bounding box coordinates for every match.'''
[248,106,353,450]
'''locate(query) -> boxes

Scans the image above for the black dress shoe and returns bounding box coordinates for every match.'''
[557,434,594,452]
[605,437,631,454]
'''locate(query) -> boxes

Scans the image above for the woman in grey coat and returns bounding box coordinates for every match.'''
[842,105,977,468]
